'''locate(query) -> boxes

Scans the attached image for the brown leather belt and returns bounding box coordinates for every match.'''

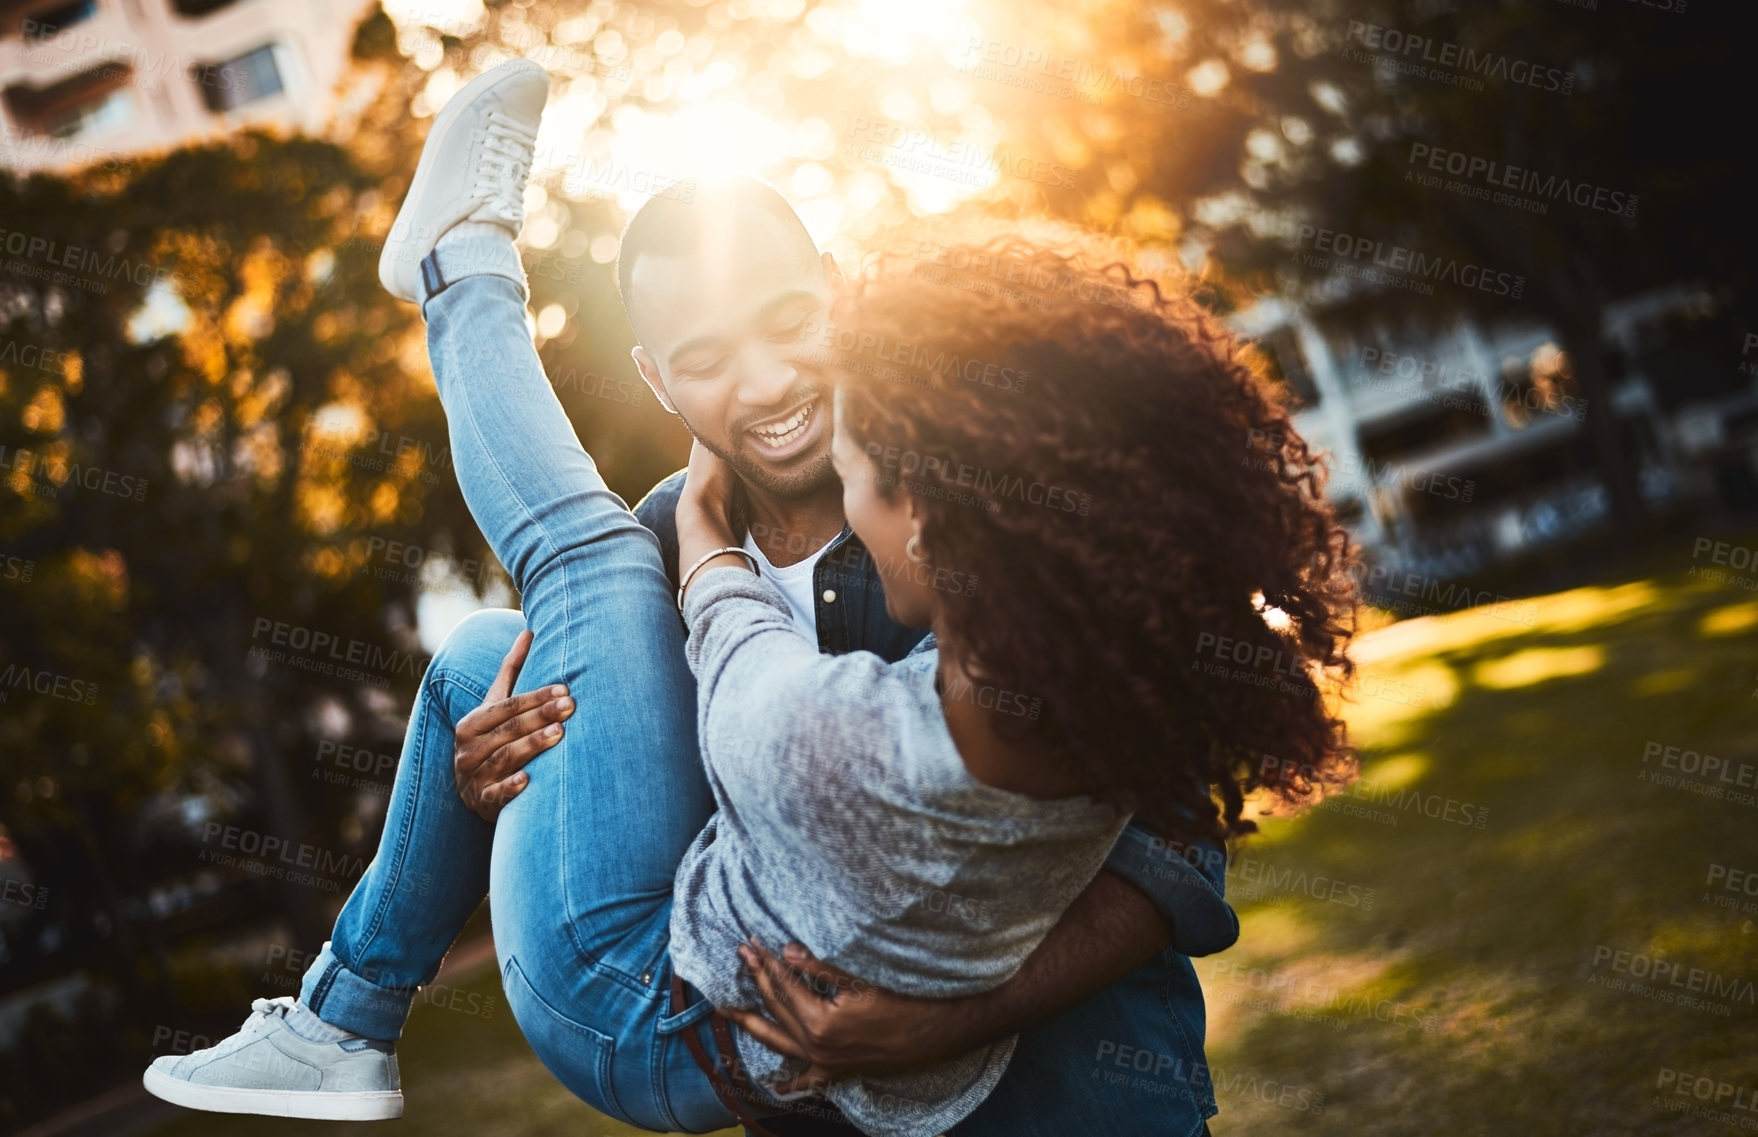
[670,973,864,1137]
[672,971,784,1136]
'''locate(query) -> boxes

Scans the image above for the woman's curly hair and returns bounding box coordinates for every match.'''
[831,231,1358,848]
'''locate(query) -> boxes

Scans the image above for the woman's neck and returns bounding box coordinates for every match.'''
[933,638,1079,799]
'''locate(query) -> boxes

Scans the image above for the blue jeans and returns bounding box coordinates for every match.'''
[301,240,731,1133]
[301,242,1214,1136]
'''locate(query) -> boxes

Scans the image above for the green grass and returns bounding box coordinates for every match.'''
[143,537,1758,1137]
[1199,541,1758,1136]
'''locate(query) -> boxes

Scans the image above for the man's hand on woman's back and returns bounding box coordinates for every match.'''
[723,940,986,1092]
[452,628,575,821]
[724,871,1177,1087]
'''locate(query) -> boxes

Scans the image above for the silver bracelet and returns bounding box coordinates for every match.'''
[677,546,760,612]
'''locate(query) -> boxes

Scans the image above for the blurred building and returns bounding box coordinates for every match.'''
[0,0,374,172]
[1235,287,1758,585]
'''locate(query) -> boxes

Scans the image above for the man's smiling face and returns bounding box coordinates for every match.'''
[628,200,837,502]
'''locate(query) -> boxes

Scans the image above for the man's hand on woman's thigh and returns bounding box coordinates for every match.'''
[452,628,576,821]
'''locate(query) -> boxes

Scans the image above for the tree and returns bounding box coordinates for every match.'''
[992,0,1751,531]
[0,123,470,1125]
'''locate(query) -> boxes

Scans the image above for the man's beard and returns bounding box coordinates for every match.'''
[687,383,839,502]
[694,429,838,501]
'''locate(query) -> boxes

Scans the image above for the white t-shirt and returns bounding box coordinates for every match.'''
[743,531,830,640]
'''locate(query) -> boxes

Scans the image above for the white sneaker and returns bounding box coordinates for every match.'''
[142,996,403,1120]
[378,58,549,302]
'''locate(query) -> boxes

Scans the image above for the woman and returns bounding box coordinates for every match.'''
[145,63,1354,1137]
[665,235,1359,1135]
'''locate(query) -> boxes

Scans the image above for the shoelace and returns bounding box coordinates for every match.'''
[170,996,291,1058]
[472,112,540,226]
[247,996,293,1029]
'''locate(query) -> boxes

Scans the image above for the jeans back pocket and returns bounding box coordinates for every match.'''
[501,955,625,1122]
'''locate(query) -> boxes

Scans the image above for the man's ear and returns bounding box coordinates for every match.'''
[631,346,677,414]
[822,251,845,293]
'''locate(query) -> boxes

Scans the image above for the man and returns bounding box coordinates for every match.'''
[145,60,1234,1137]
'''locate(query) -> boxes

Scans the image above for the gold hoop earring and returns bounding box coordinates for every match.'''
[906,535,927,563]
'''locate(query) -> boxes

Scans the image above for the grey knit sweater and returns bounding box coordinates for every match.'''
[669,566,1127,1137]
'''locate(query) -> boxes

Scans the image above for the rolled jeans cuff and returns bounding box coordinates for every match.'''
[419,238,527,309]
[298,939,416,1042]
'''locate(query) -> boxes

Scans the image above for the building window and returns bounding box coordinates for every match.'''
[22,0,99,40]
[1251,324,1321,408]
[3,64,133,139]
[191,45,283,113]
[170,0,240,17]
[45,86,132,138]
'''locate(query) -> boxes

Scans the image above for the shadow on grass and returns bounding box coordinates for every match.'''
[1200,559,1757,1136]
